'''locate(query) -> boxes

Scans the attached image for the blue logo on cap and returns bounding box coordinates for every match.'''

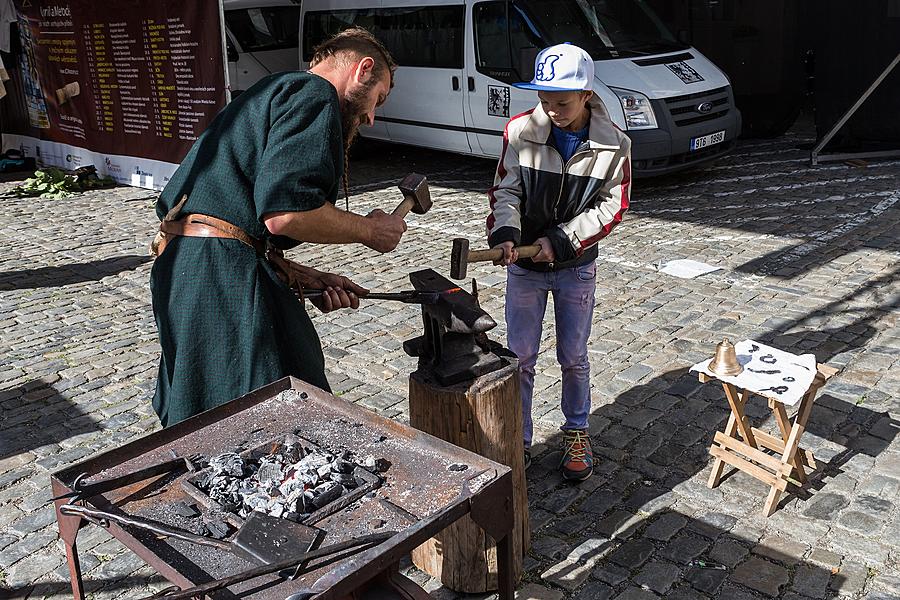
[535,54,561,82]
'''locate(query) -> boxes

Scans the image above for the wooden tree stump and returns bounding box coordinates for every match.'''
[408,362,529,593]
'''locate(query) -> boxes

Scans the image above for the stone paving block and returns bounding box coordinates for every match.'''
[572,581,613,600]
[752,534,809,565]
[567,537,614,565]
[541,486,585,514]
[829,560,869,597]
[532,536,571,561]
[608,539,655,570]
[791,563,830,599]
[515,583,564,600]
[610,587,657,600]
[684,565,728,596]
[7,506,57,537]
[541,559,593,591]
[4,548,65,589]
[802,492,851,521]
[686,511,737,539]
[1,527,60,569]
[632,560,681,594]
[644,512,688,542]
[708,537,750,568]
[591,561,629,586]
[657,534,711,565]
[732,556,790,597]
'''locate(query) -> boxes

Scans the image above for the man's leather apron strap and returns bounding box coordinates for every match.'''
[150,195,306,298]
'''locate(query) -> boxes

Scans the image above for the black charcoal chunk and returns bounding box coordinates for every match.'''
[172,501,200,519]
[448,463,469,472]
[205,518,230,539]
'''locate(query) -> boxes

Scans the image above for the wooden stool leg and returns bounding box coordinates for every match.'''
[723,383,758,447]
[764,389,818,516]
[708,385,753,489]
[763,485,783,517]
[770,399,807,484]
[708,411,737,488]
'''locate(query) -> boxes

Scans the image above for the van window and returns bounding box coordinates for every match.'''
[226,7,302,52]
[303,6,465,69]
[511,0,687,60]
[474,1,542,83]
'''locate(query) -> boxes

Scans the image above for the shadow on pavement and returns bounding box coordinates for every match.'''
[516,507,849,598]
[512,262,897,596]
[0,380,101,461]
[2,575,165,600]
[0,255,151,291]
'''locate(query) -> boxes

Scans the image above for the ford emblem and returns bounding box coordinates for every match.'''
[697,102,713,113]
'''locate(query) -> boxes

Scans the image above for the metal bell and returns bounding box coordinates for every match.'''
[709,338,743,376]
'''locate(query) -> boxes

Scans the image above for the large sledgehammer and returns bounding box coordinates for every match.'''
[450,237,541,280]
[392,173,432,218]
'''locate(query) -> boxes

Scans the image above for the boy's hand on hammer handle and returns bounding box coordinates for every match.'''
[488,242,542,266]
[492,241,518,266]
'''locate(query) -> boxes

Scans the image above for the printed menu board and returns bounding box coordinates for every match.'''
[8,0,227,188]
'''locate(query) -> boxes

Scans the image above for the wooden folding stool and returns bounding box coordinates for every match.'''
[701,363,838,516]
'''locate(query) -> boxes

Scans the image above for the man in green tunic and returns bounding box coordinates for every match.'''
[150,28,405,426]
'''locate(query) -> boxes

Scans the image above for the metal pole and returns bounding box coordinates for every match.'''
[811,51,900,165]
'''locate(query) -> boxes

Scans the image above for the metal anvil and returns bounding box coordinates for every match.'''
[402,269,509,385]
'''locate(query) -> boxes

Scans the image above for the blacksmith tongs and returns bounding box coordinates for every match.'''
[302,288,460,304]
[50,452,200,503]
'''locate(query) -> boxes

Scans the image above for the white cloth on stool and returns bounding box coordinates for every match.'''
[691,339,817,406]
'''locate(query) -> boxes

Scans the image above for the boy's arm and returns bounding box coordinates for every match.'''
[486,130,524,248]
[546,142,632,262]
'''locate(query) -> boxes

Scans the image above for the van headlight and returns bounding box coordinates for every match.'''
[611,88,658,130]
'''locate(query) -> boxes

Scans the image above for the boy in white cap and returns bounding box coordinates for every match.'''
[486,43,632,480]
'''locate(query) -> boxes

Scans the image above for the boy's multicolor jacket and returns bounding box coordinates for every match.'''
[486,95,631,271]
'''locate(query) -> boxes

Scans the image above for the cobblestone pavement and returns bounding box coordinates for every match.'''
[1,120,899,600]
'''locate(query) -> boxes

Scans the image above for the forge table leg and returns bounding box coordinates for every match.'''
[52,479,86,599]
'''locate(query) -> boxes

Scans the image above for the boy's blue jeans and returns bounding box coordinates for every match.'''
[505,261,596,448]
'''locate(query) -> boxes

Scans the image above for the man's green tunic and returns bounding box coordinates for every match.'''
[151,72,343,427]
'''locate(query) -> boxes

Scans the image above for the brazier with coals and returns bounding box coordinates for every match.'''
[51,377,516,600]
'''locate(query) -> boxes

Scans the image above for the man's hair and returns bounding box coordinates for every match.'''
[310,26,397,88]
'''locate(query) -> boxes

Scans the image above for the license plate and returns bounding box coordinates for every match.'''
[690,130,725,151]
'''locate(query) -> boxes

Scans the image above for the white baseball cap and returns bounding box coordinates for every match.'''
[514,43,594,92]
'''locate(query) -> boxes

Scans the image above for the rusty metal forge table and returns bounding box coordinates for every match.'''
[51,377,516,599]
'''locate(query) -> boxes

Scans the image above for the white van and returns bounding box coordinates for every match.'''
[298,0,742,177]
[223,0,303,95]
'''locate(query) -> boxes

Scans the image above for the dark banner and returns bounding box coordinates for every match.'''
[5,0,226,187]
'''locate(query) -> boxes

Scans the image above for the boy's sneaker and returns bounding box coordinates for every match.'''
[524,448,532,470]
[560,430,593,481]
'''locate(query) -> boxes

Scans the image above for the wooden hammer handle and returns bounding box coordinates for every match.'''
[392,196,415,218]
[468,244,542,263]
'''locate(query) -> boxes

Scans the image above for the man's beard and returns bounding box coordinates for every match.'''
[339,82,373,152]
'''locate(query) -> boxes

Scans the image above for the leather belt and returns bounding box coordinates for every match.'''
[157,214,266,256]
[150,195,309,298]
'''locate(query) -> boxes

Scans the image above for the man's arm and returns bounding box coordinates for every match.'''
[264,203,406,253]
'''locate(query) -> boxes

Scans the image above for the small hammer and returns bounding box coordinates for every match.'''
[450,237,541,280]
[392,173,432,218]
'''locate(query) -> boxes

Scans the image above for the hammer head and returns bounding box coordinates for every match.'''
[450,237,469,280]
[398,173,432,215]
